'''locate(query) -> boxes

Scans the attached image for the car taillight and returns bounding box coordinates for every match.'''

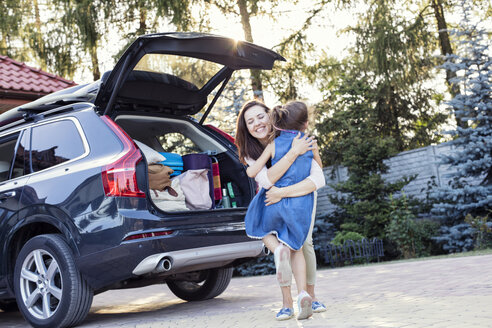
[123,230,174,241]
[205,124,235,143]
[100,115,146,198]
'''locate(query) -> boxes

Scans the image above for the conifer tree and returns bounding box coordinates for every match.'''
[432,0,492,222]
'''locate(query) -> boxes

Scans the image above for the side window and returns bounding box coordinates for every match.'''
[30,120,85,173]
[11,130,29,179]
[0,132,20,182]
[158,133,201,155]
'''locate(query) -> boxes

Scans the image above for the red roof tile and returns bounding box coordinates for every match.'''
[0,55,77,96]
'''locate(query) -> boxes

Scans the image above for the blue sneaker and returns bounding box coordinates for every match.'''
[276,307,294,321]
[312,301,327,313]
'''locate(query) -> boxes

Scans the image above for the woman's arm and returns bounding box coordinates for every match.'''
[246,143,273,178]
[265,133,315,184]
[265,180,316,206]
[312,140,323,168]
[264,159,325,206]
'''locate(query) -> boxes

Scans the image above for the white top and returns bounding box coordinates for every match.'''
[245,156,326,190]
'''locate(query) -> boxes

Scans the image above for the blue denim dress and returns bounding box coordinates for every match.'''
[245,131,314,250]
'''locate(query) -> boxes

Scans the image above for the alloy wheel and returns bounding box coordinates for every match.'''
[19,249,62,320]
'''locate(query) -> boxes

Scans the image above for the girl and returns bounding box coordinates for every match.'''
[239,101,325,320]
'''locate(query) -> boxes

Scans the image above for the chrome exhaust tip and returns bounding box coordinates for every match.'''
[260,244,270,256]
[157,257,173,272]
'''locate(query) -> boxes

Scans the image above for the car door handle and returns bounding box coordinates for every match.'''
[0,191,16,200]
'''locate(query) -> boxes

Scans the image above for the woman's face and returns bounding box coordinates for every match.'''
[244,105,271,144]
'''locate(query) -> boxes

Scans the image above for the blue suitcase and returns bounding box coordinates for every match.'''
[159,152,183,177]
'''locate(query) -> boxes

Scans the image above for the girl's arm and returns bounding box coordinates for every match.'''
[266,133,314,184]
[244,134,315,189]
[246,143,273,178]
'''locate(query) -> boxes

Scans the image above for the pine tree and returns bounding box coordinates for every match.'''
[432,0,492,223]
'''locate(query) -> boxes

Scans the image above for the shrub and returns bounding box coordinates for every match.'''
[331,231,365,246]
[386,195,440,258]
[464,214,492,249]
[433,223,475,253]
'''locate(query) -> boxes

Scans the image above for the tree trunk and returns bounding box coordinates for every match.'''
[90,45,100,80]
[138,8,147,35]
[431,0,464,127]
[237,0,264,101]
[33,0,47,71]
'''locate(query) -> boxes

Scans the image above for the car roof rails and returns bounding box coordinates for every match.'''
[0,103,91,133]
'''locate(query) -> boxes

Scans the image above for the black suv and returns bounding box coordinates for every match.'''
[0,33,284,328]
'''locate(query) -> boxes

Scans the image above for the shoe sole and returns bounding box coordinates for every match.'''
[313,307,327,313]
[276,314,294,321]
[297,294,313,320]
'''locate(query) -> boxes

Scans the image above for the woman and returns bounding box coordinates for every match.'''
[235,100,326,320]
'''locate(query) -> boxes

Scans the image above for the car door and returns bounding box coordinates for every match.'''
[0,129,30,295]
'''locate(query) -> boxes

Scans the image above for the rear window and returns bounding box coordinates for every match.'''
[158,132,201,155]
[134,54,222,89]
[30,120,85,173]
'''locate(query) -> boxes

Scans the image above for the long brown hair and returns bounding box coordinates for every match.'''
[235,100,271,164]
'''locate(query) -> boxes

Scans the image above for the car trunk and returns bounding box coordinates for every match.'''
[7,34,282,212]
[114,113,255,213]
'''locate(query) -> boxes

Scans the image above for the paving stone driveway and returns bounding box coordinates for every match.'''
[2,254,492,328]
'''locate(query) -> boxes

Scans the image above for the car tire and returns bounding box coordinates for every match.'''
[166,267,233,302]
[0,299,18,312]
[13,234,93,328]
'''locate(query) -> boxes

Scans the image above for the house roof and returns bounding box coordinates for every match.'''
[0,55,77,99]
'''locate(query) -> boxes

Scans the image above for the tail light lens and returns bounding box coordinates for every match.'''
[205,124,235,144]
[123,230,174,241]
[100,115,146,198]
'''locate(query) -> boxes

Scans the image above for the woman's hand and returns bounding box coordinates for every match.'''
[265,186,285,206]
[312,139,323,168]
[290,132,315,156]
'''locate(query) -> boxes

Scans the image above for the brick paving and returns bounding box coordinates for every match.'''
[2,254,492,328]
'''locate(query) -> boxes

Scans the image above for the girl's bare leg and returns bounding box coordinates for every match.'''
[262,235,293,309]
[280,286,293,308]
[262,234,280,253]
[290,249,312,319]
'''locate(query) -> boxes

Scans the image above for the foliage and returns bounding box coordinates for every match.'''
[464,213,492,250]
[0,0,193,80]
[385,194,440,258]
[206,75,252,134]
[431,1,492,223]
[432,223,475,253]
[346,0,447,152]
[312,214,336,253]
[316,70,414,242]
[331,231,365,246]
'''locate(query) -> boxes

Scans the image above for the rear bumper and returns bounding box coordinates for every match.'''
[77,233,263,290]
[132,240,264,275]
